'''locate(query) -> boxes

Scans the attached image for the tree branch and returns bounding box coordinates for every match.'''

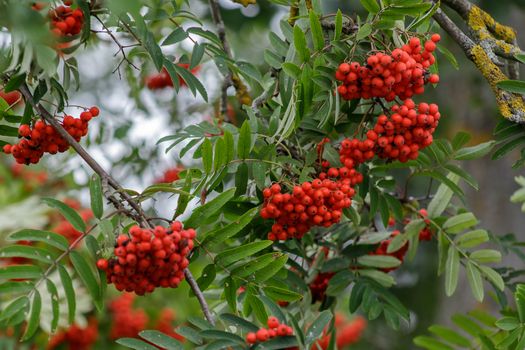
[18,83,216,326]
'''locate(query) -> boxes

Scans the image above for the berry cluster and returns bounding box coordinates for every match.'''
[417,209,432,241]
[0,90,22,107]
[108,293,148,339]
[2,107,100,165]
[246,317,294,344]
[309,272,335,303]
[336,35,440,101]
[145,64,200,90]
[47,318,98,350]
[261,177,358,241]
[49,4,84,37]
[96,222,195,295]
[156,166,183,183]
[314,314,367,350]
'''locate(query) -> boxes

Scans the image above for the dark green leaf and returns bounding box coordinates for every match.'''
[42,198,86,233]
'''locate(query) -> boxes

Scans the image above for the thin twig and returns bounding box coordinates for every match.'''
[184,268,216,325]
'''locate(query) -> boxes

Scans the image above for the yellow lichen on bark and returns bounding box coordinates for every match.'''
[468,5,516,43]
[471,45,525,120]
[231,74,252,106]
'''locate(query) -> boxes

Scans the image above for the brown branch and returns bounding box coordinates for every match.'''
[18,83,216,326]
[184,268,216,326]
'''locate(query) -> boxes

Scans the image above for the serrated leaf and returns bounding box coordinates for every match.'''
[359,269,396,288]
[479,266,505,291]
[0,296,29,322]
[199,330,244,344]
[413,336,454,350]
[445,246,460,296]
[184,188,235,228]
[237,121,252,159]
[220,313,259,332]
[215,241,272,267]
[455,229,489,248]
[357,255,401,268]
[305,310,332,346]
[308,10,324,51]
[356,23,372,41]
[466,262,484,302]
[57,265,76,324]
[0,245,56,264]
[334,10,343,41]
[245,291,268,324]
[116,338,159,350]
[8,229,68,251]
[0,265,42,280]
[253,254,288,282]
[495,316,519,331]
[46,279,59,333]
[201,207,258,248]
[428,325,470,347]
[427,174,460,218]
[139,330,183,349]
[42,198,86,233]
[360,0,380,13]
[451,314,483,337]
[470,249,501,264]
[496,80,525,94]
[264,286,302,302]
[70,251,102,310]
[162,27,187,46]
[281,62,302,80]
[455,141,495,160]
[201,138,213,174]
[21,290,41,340]
[89,174,103,219]
[443,213,478,234]
[293,25,309,63]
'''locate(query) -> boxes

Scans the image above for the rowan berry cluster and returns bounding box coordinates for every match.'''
[2,107,100,165]
[108,293,148,339]
[49,4,84,37]
[96,222,195,295]
[245,316,293,344]
[261,177,358,241]
[339,98,441,163]
[47,318,98,350]
[145,64,200,90]
[336,35,440,101]
[314,314,367,350]
[417,208,432,241]
[309,272,335,303]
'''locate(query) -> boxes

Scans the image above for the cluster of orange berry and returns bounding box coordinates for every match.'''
[47,318,98,350]
[96,222,195,295]
[245,316,294,344]
[49,4,84,37]
[3,107,100,165]
[336,35,440,101]
[145,64,200,90]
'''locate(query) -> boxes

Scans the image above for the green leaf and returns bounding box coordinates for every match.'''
[46,279,59,333]
[234,162,248,196]
[428,325,470,347]
[496,80,525,94]
[413,336,454,350]
[252,254,288,282]
[162,28,187,46]
[305,310,332,346]
[220,313,259,332]
[0,281,34,295]
[57,265,76,324]
[201,207,259,248]
[479,266,505,291]
[215,240,272,267]
[42,198,86,233]
[416,171,464,198]
[0,245,56,263]
[360,0,380,13]
[139,330,183,349]
[359,269,396,288]
[184,188,235,228]
[237,121,252,159]
[437,44,459,70]
[454,141,496,160]
[451,132,471,150]
[224,277,237,313]
[293,25,309,63]
[470,249,501,264]
[196,264,216,292]
[455,229,489,248]
[445,246,460,296]
[356,23,372,41]
[495,316,520,331]
[0,296,28,323]
[232,253,279,278]
[175,326,202,344]
[70,251,102,310]
[201,138,213,174]
[190,43,205,69]
[444,164,478,190]
[0,265,42,281]
[116,338,159,350]
[8,229,68,251]
[451,314,484,337]
[334,10,343,41]
[4,74,26,93]
[199,330,244,344]
[443,213,478,234]
[308,10,324,51]
[264,286,303,302]
[357,255,401,268]
[386,234,407,254]
[89,174,103,219]
[257,336,298,349]
[245,291,268,324]
[172,60,208,101]
[281,62,302,80]
[466,262,484,302]
[427,174,460,218]
[21,290,41,340]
